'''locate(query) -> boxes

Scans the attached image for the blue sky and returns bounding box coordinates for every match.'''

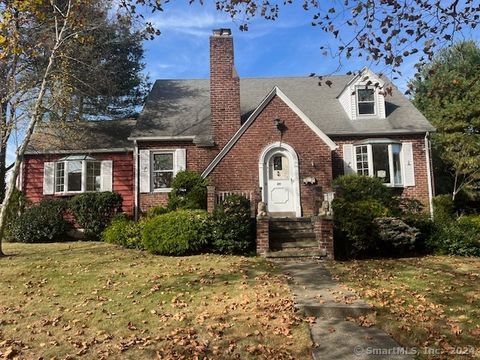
[141,1,480,92]
[6,2,480,168]
[140,1,478,92]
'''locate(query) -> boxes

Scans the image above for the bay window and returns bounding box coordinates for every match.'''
[54,156,102,193]
[354,142,403,186]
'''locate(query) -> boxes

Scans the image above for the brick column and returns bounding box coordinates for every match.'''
[313,216,334,259]
[256,216,269,255]
[207,186,216,213]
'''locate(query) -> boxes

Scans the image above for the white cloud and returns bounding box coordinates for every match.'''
[147,9,232,37]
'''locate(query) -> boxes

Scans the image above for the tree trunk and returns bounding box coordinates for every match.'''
[0,0,73,255]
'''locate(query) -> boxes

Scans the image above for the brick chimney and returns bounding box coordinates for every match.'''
[210,28,241,150]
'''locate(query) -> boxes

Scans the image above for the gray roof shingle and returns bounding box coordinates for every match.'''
[131,75,434,141]
[26,118,136,154]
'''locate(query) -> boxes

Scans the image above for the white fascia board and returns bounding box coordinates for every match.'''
[201,86,337,178]
[337,67,385,98]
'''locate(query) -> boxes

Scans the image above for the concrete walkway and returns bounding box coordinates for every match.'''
[279,261,412,360]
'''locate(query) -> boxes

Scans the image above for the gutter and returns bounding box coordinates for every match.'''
[24,147,133,155]
[425,132,435,219]
[133,140,139,221]
[127,136,196,142]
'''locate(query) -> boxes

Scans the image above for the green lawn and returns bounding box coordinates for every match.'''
[327,256,480,359]
[0,242,312,359]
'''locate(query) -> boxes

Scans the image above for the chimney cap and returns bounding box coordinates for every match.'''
[212,28,232,37]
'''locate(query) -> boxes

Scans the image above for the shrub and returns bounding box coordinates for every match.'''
[145,205,169,218]
[333,174,399,211]
[433,194,455,223]
[167,170,207,210]
[402,213,435,253]
[332,197,388,256]
[69,192,123,240]
[332,175,399,257]
[431,219,480,257]
[9,199,68,243]
[102,217,144,249]
[142,210,210,255]
[211,194,253,255]
[374,217,419,255]
[4,189,30,239]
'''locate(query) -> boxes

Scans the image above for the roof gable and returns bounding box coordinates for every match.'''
[201,86,337,178]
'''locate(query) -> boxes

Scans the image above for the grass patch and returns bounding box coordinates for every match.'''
[327,256,480,359]
[0,242,311,359]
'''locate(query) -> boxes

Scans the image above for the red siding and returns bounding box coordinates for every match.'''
[23,152,135,216]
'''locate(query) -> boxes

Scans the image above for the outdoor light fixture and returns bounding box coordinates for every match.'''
[274,118,286,133]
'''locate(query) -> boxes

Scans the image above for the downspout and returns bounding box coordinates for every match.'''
[425,132,434,220]
[134,140,139,221]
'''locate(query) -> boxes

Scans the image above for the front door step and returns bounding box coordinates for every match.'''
[268,217,321,254]
[266,248,327,259]
[269,212,297,218]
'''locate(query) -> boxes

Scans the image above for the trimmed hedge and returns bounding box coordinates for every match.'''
[102,215,144,249]
[211,194,253,255]
[69,192,123,240]
[9,199,68,243]
[141,210,210,255]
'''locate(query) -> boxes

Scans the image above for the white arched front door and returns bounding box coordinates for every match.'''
[259,142,301,217]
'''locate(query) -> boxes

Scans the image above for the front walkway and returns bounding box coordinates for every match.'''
[279,261,412,360]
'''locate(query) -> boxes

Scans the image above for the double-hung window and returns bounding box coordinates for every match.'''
[356,87,376,116]
[152,152,175,190]
[138,148,186,193]
[353,142,403,186]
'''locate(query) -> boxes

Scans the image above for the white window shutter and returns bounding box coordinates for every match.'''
[43,162,55,195]
[342,144,355,175]
[402,142,415,186]
[101,160,113,191]
[175,149,186,174]
[139,150,150,193]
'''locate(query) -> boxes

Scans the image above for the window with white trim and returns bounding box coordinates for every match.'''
[356,87,376,115]
[354,143,403,186]
[54,156,102,193]
[152,152,174,190]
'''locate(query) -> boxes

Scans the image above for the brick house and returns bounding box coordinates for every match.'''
[22,29,435,258]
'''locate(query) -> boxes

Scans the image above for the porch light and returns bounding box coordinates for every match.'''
[274,118,286,133]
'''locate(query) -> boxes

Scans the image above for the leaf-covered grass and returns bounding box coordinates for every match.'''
[0,242,312,359]
[327,256,480,359]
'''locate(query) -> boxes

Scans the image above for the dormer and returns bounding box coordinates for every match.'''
[338,68,387,120]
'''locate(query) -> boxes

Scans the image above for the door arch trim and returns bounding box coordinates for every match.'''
[258,142,301,217]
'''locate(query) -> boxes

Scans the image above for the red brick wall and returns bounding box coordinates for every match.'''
[23,152,135,215]
[137,141,216,213]
[207,95,333,217]
[331,134,431,208]
[210,32,241,150]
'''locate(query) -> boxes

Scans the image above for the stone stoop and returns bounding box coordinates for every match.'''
[266,218,326,259]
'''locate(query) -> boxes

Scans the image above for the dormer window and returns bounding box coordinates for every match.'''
[357,87,376,115]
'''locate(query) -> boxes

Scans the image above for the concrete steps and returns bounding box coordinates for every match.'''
[267,218,325,258]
